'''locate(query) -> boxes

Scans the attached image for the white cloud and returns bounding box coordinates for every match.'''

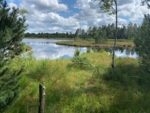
[7,0,150,33]
[17,0,80,33]
[20,0,68,12]
[74,0,92,9]
[8,2,18,8]
[25,11,79,33]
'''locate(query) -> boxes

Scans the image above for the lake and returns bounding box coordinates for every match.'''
[23,38,138,59]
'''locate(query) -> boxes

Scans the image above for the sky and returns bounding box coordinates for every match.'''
[6,0,149,33]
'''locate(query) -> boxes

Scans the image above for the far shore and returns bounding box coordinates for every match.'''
[24,37,134,48]
[56,39,134,48]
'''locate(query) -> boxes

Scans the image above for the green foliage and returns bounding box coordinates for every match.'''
[74,48,80,57]
[19,8,29,15]
[0,58,24,112]
[0,2,26,60]
[134,14,150,74]
[89,26,108,44]
[93,48,97,52]
[74,36,81,41]
[71,56,94,69]
[99,0,115,15]
[86,48,91,53]
[102,58,139,83]
[0,0,26,112]
[100,49,106,53]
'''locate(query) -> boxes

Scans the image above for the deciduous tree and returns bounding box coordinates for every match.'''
[99,0,118,72]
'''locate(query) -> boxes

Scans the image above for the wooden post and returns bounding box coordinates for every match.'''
[38,84,45,113]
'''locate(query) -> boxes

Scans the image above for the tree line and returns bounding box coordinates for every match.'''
[25,32,75,38]
[25,22,139,43]
[75,23,139,43]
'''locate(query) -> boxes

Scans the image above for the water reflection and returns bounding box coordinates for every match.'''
[92,47,138,58]
[23,38,138,59]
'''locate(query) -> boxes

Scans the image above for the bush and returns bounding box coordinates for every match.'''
[71,56,94,69]
[74,48,80,57]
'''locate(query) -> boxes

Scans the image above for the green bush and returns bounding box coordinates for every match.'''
[74,48,80,57]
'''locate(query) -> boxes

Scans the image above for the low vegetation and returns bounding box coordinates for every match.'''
[56,39,134,48]
[5,51,150,113]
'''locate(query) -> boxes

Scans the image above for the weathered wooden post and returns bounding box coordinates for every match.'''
[38,84,45,113]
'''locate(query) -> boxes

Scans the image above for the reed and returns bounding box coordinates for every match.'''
[56,39,134,48]
[5,52,150,113]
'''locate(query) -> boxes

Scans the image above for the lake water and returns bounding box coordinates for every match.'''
[23,38,138,59]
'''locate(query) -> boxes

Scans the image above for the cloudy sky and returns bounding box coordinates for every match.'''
[6,0,149,33]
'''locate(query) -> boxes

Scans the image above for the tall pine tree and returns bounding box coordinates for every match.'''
[134,14,150,74]
[0,0,27,112]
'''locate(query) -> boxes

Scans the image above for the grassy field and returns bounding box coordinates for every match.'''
[56,39,134,48]
[5,51,150,113]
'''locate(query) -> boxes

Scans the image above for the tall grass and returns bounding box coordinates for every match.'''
[56,39,134,48]
[5,52,150,113]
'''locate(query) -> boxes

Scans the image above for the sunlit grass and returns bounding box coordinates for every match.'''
[5,51,150,113]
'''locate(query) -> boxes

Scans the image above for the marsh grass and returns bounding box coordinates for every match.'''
[5,52,150,113]
[56,39,134,48]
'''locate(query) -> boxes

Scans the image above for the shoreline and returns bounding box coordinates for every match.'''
[56,40,134,48]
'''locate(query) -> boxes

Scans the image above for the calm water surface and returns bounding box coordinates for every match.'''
[23,38,138,59]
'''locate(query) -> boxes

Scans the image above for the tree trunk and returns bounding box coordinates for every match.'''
[112,0,118,73]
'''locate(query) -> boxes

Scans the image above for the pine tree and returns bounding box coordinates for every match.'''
[134,14,150,74]
[0,0,26,112]
[135,0,150,74]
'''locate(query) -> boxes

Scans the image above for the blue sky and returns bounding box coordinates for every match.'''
[6,0,148,33]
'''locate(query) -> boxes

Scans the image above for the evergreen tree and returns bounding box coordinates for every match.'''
[93,30,100,43]
[0,0,26,112]
[132,23,139,39]
[87,27,92,39]
[118,25,126,39]
[106,24,114,39]
[127,22,134,40]
[98,26,107,43]
[134,14,150,74]
[81,29,85,39]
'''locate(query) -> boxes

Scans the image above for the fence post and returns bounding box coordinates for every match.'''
[38,84,45,113]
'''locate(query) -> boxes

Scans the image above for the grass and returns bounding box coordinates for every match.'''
[4,51,150,113]
[56,39,134,48]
